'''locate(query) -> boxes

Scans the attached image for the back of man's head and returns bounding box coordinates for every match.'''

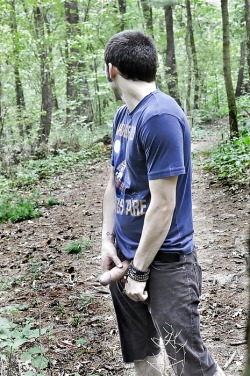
[104,30,157,83]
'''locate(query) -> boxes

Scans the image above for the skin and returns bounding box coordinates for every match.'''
[101,64,178,302]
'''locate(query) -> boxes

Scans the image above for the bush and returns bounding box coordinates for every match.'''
[204,131,250,186]
[0,193,42,223]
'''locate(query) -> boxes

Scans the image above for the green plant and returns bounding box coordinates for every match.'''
[70,315,82,327]
[65,238,92,254]
[0,317,50,375]
[204,132,250,185]
[65,240,84,254]
[0,146,107,195]
[47,197,64,206]
[0,193,43,223]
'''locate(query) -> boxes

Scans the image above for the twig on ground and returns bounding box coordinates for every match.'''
[223,350,237,370]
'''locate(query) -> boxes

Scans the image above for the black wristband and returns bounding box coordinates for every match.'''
[127,261,150,282]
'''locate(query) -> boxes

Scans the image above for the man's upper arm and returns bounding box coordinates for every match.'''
[149,176,178,210]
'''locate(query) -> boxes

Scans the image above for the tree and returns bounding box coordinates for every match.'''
[164,5,181,106]
[235,41,246,97]
[246,0,250,84]
[185,0,200,110]
[118,0,126,31]
[221,0,239,138]
[64,0,93,127]
[34,5,53,146]
[65,0,80,126]
[140,0,153,35]
[11,0,26,138]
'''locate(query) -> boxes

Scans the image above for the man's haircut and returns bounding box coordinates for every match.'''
[104,30,157,82]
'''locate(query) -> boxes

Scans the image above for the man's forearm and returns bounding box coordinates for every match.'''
[102,172,116,243]
[133,203,174,271]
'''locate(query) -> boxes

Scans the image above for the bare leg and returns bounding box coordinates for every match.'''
[134,353,165,376]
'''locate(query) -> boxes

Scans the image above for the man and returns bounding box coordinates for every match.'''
[101,30,224,376]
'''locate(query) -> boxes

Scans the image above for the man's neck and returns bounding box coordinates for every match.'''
[119,77,157,112]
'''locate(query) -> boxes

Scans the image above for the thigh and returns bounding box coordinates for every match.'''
[109,280,161,363]
[148,253,216,376]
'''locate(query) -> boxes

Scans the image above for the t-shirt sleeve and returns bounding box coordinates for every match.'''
[140,114,185,180]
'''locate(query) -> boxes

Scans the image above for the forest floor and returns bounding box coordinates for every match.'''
[0,120,249,376]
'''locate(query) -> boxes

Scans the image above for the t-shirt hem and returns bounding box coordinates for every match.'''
[148,167,185,180]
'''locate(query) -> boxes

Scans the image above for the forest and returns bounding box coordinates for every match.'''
[0,0,249,375]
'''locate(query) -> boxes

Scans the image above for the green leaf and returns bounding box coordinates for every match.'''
[31,354,49,369]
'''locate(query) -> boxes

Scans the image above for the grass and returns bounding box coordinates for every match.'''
[0,146,107,195]
[204,130,250,186]
[0,145,107,223]
[0,192,43,223]
[65,239,92,255]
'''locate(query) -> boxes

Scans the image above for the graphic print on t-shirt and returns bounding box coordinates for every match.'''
[114,160,126,192]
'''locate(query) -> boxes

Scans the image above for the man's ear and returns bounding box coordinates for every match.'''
[108,63,118,81]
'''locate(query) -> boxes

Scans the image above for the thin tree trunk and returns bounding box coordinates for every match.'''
[235,41,246,97]
[44,12,59,110]
[140,0,153,35]
[0,68,6,141]
[245,0,250,85]
[11,0,26,138]
[34,6,53,145]
[164,6,181,106]
[117,0,126,31]
[221,0,239,138]
[185,28,192,113]
[65,0,80,126]
[185,0,200,110]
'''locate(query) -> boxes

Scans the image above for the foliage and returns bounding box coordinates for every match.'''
[0,0,247,161]
[65,238,92,254]
[0,192,42,223]
[47,197,64,206]
[0,316,50,375]
[204,130,250,186]
[0,146,106,194]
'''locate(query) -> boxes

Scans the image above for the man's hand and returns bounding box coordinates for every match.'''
[124,277,148,302]
[101,241,122,272]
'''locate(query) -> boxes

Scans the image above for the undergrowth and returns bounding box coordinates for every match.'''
[0,146,108,223]
[0,146,107,194]
[0,192,42,223]
[204,130,250,186]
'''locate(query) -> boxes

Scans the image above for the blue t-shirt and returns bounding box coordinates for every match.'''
[111,89,194,259]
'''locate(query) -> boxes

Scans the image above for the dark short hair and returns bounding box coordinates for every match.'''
[104,30,157,82]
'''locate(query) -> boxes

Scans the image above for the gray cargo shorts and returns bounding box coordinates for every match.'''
[109,251,217,376]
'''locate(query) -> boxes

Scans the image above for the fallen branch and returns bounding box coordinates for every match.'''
[223,350,237,370]
[230,340,247,346]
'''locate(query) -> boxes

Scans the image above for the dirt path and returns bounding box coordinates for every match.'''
[0,124,248,375]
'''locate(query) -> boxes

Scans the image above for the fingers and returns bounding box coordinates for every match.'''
[123,291,148,302]
[112,255,123,268]
[123,282,148,302]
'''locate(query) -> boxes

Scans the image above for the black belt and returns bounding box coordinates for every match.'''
[154,251,185,263]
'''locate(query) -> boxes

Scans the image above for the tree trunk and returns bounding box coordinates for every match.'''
[164,6,181,106]
[34,6,53,145]
[44,12,59,110]
[245,0,250,85]
[185,0,200,110]
[221,0,239,138]
[117,0,126,31]
[0,68,6,141]
[185,28,192,113]
[11,0,26,138]
[235,41,246,97]
[140,0,153,35]
[64,0,93,127]
[65,0,80,126]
